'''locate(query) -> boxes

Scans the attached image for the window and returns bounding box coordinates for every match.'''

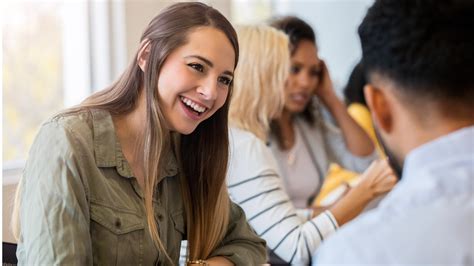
[3,1,124,180]
[3,2,66,165]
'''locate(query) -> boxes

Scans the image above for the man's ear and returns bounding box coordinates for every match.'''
[137,40,151,72]
[364,84,393,134]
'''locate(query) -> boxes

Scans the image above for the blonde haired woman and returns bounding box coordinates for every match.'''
[13,3,265,265]
[228,25,397,264]
[229,26,287,141]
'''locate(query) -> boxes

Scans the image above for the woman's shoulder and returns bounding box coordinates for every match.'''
[46,108,95,133]
[227,128,281,184]
[229,127,267,147]
[229,127,276,165]
[25,109,102,174]
[37,108,107,151]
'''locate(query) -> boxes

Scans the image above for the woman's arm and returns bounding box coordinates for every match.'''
[17,121,92,265]
[316,61,375,156]
[227,130,338,264]
[207,202,267,265]
[328,159,397,226]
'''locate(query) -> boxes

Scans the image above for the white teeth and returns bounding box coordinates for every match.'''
[180,96,207,113]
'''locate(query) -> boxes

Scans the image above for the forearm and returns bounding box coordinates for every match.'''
[209,202,267,265]
[328,185,372,226]
[321,94,374,156]
[329,159,398,226]
[229,173,331,263]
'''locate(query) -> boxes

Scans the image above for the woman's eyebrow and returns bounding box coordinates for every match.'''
[185,55,214,67]
[185,55,234,77]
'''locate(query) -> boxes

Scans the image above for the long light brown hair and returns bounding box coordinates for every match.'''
[13,2,238,262]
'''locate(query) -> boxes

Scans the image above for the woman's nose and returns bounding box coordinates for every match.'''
[196,78,218,101]
[297,72,311,88]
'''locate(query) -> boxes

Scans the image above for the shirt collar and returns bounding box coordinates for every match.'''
[402,125,474,183]
[377,125,473,213]
[91,109,178,180]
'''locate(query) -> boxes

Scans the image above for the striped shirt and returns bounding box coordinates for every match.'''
[227,127,338,264]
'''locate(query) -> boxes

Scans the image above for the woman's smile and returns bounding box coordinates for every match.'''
[179,95,209,120]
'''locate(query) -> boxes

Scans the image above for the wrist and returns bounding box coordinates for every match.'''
[351,182,376,203]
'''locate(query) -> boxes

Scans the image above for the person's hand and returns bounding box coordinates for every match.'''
[356,159,398,198]
[314,60,337,104]
[327,160,397,226]
[310,183,351,217]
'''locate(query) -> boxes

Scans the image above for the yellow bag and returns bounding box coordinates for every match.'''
[313,163,360,206]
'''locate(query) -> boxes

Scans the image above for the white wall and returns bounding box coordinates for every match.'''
[123,0,231,63]
[123,0,374,92]
[273,0,374,93]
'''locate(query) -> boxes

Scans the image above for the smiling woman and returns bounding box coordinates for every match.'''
[12,2,266,265]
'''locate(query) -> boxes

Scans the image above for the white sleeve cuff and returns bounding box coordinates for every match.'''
[309,210,339,242]
[323,210,339,229]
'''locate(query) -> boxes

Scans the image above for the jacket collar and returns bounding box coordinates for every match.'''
[90,109,178,181]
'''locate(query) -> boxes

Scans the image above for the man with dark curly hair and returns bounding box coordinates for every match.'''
[314,0,474,264]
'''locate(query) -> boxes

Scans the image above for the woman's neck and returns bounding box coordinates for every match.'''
[112,92,147,185]
[277,109,296,150]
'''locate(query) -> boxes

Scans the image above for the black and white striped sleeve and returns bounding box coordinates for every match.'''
[227,128,339,264]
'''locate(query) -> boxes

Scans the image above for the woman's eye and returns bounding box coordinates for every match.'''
[188,63,204,72]
[311,69,322,77]
[290,66,300,74]
[218,76,232,86]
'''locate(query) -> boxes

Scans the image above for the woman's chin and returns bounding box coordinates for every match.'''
[177,126,198,135]
[285,104,307,115]
[168,123,199,135]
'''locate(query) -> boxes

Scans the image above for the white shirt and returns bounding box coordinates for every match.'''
[227,127,339,264]
[314,126,474,265]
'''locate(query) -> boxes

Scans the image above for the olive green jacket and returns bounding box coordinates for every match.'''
[17,109,266,265]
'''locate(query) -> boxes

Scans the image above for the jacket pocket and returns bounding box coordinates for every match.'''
[90,202,145,266]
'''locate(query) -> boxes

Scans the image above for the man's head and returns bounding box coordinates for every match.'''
[359,0,474,174]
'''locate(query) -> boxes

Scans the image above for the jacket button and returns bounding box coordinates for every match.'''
[157,214,164,221]
[115,218,121,228]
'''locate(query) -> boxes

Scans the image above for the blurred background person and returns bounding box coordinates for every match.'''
[268,16,377,211]
[228,24,396,265]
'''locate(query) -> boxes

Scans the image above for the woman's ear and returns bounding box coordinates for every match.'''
[137,40,151,72]
[364,84,393,134]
